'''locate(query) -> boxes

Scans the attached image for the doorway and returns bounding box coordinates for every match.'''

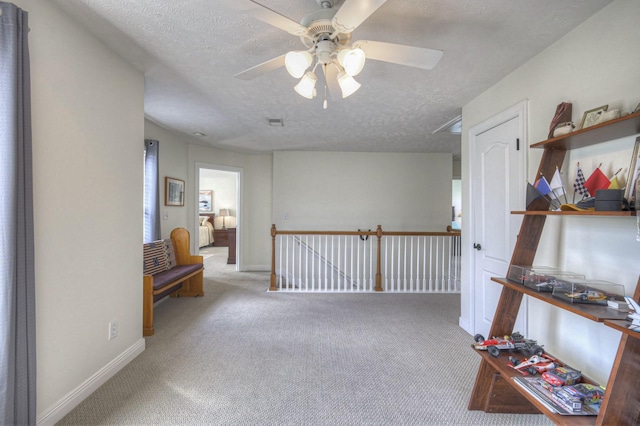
[195,163,242,270]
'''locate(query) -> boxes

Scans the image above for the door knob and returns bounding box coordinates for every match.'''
[473,243,482,250]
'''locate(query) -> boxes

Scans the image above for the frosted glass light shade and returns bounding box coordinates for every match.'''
[337,48,365,76]
[337,72,361,98]
[285,51,312,78]
[294,72,317,99]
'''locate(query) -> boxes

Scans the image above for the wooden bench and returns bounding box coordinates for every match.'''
[143,227,204,336]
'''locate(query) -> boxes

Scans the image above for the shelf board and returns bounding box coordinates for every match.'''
[492,278,631,322]
[511,210,636,216]
[473,349,597,425]
[531,111,640,150]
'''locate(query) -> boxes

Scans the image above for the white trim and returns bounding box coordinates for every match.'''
[465,100,529,337]
[244,265,270,272]
[195,162,243,271]
[37,338,145,426]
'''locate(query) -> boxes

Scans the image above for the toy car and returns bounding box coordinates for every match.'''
[553,383,606,412]
[565,290,608,302]
[473,332,544,357]
[542,366,582,387]
[508,354,558,375]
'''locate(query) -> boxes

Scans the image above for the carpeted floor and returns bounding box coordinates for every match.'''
[58,247,552,425]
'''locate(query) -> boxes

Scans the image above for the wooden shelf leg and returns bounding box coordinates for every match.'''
[596,334,640,425]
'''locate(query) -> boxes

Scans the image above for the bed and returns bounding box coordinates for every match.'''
[198,215,215,247]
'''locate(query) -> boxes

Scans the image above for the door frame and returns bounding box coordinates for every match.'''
[464,100,528,336]
[194,162,243,270]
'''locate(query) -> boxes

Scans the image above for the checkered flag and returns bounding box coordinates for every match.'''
[573,162,589,202]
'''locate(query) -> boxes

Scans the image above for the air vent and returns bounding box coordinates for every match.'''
[268,118,284,127]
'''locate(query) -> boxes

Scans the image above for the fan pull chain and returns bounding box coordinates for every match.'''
[323,83,328,109]
[323,64,328,109]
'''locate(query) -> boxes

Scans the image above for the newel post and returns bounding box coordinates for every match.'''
[375,225,383,291]
[270,224,277,291]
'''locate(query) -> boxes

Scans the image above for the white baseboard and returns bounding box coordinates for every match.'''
[244,265,270,272]
[458,317,472,335]
[37,338,145,426]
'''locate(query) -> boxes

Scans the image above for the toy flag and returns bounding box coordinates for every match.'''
[608,168,623,189]
[608,176,620,189]
[526,182,544,209]
[549,167,568,203]
[534,176,552,195]
[535,175,561,209]
[584,167,610,195]
[573,163,588,202]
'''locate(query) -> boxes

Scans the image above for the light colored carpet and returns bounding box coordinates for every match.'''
[58,247,552,425]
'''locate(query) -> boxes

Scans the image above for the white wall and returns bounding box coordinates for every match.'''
[273,151,452,232]
[12,0,145,423]
[461,0,640,384]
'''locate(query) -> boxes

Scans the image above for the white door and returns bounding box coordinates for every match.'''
[471,107,526,338]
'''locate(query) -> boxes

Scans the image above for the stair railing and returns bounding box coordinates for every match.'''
[270,225,461,293]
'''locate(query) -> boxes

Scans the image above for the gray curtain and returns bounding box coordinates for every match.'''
[144,139,161,242]
[0,2,37,425]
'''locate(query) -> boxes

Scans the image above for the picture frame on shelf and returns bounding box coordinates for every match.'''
[199,190,214,212]
[624,137,640,205]
[165,177,185,206]
[578,105,608,129]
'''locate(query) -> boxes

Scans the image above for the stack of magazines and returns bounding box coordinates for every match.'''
[513,377,600,416]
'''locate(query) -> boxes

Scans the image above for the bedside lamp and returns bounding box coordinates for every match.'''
[219,209,230,230]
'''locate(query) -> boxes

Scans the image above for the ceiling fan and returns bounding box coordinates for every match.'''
[225,0,444,107]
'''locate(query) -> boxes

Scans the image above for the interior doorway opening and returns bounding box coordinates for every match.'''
[195,163,242,270]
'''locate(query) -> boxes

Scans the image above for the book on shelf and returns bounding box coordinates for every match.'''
[513,376,600,416]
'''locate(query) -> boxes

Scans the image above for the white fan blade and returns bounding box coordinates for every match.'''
[332,0,387,34]
[321,63,341,101]
[222,0,307,36]
[234,55,286,80]
[354,40,443,70]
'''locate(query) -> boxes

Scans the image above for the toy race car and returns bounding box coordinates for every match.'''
[542,366,582,387]
[552,383,606,412]
[473,332,544,357]
[508,354,558,375]
[565,290,608,303]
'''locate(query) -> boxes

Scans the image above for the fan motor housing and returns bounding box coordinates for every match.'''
[300,8,350,48]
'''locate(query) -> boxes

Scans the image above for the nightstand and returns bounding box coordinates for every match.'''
[213,228,236,264]
[213,229,229,247]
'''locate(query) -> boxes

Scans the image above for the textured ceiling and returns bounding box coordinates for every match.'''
[51,0,613,159]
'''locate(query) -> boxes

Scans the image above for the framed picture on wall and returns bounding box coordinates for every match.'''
[165,177,185,206]
[199,190,214,212]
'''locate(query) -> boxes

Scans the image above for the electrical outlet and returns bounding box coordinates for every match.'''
[284,212,289,220]
[108,320,118,340]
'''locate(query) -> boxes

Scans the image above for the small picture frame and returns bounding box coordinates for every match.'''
[578,105,608,129]
[165,177,185,206]
[199,190,213,212]
[624,137,640,205]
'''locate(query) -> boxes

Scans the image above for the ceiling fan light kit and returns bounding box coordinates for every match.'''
[337,48,365,76]
[284,51,313,78]
[229,0,443,107]
[337,71,361,98]
[294,72,318,99]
